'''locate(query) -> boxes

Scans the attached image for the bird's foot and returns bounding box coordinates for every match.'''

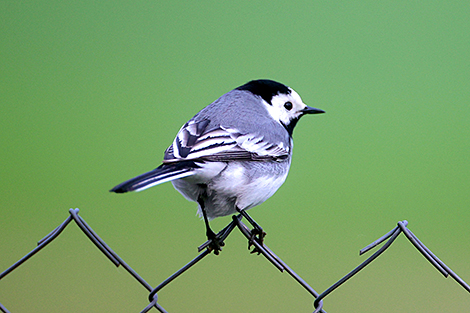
[206,229,225,255]
[248,226,266,254]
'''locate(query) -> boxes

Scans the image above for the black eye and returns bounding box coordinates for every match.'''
[284,101,293,111]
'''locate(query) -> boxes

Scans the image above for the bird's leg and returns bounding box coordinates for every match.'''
[236,208,266,253]
[197,215,241,252]
[197,197,224,255]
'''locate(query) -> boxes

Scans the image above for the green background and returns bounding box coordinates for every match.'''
[1,1,469,312]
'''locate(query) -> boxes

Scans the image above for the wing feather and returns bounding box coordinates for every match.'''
[163,120,289,163]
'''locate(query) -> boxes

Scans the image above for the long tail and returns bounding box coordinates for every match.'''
[110,161,198,193]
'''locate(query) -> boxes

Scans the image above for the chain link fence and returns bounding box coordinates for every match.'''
[1,208,469,312]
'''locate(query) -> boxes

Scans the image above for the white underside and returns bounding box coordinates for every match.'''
[171,160,290,220]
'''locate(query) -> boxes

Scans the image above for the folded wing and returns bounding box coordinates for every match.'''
[163,119,290,164]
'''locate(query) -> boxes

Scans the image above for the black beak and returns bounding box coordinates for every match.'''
[301,106,325,115]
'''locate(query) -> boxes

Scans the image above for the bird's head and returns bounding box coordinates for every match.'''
[237,79,325,136]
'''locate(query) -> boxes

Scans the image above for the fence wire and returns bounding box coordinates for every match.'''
[1,208,469,312]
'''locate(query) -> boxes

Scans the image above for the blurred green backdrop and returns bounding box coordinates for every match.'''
[1,1,469,312]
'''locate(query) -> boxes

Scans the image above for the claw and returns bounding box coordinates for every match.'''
[248,228,267,254]
[206,229,225,255]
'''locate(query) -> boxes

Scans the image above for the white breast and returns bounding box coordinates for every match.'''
[172,159,291,220]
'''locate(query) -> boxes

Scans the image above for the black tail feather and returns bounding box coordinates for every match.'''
[110,162,198,193]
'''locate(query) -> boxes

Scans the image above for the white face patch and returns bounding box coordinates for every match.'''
[263,88,308,126]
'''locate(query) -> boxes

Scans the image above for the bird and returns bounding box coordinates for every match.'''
[110,79,324,253]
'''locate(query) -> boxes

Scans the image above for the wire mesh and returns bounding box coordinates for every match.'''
[1,208,469,313]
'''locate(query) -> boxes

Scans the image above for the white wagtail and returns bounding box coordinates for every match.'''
[111,79,324,253]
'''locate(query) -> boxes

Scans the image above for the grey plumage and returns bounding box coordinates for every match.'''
[188,90,290,144]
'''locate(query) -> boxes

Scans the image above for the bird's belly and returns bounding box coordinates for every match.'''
[172,160,290,220]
